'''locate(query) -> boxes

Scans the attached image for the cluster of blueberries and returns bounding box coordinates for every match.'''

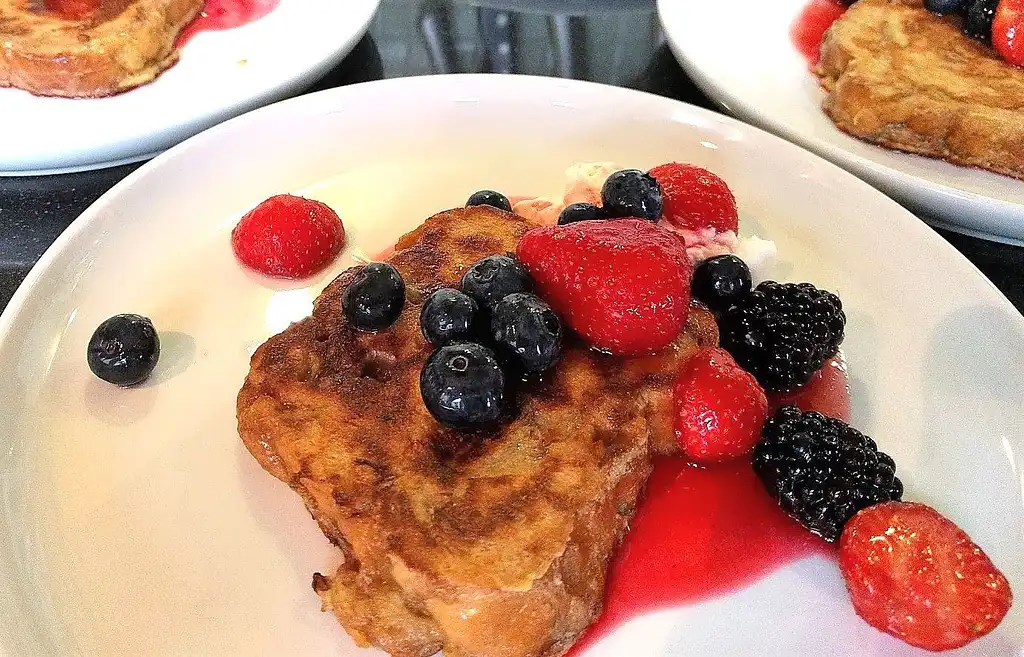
[340,171,669,430]
[341,217,563,429]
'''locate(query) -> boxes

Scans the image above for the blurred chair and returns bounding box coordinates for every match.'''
[416,0,657,79]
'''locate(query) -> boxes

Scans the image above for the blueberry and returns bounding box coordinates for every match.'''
[964,0,998,40]
[460,255,532,309]
[342,263,406,331]
[924,0,966,13]
[420,342,506,428]
[691,255,753,313]
[420,288,479,346]
[87,314,160,386]
[466,190,512,213]
[600,169,663,222]
[490,293,563,375]
[557,202,605,225]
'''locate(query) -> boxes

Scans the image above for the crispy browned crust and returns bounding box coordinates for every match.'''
[0,0,204,98]
[816,0,1024,180]
[236,206,717,657]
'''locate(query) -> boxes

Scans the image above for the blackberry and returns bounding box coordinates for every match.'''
[753,406,903,542]
[718,281,845,392]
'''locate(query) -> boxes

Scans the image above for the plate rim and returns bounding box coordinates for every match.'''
[656,0,1024,245]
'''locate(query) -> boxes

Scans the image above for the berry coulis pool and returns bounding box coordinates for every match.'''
[791,0,848,65]
[570,355,850,654]
[177,0,280,46]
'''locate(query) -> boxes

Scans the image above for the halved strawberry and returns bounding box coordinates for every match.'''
[840,502,1012,651]
[516,219,692,355]
[649,163,739,233]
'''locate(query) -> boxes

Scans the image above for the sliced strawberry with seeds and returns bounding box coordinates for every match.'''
[840,501,1012,651]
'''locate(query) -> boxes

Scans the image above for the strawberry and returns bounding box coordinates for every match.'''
[840,501,1012,651]
[515,219,693,355]
[649,163,739,233]
[673,348,769,463]
[993,0,1024,67]
[231,194,345,279]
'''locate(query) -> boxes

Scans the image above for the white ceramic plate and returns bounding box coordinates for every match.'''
[0,0,380,175]
[0,74,1021,656]
[658,0,1024,245]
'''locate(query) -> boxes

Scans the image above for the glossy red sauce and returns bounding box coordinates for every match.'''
[772,354,851,420]
[177,0,280,47]
[569,356,849,654]
[791,0,848,65]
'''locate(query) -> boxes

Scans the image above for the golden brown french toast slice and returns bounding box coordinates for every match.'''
[0,0,203,97]
[817,0,1024,179]
[237,206,717,657]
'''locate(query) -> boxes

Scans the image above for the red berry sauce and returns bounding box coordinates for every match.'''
[569,355,849,655]
[177,0,280,47]
[791,0,848,65]
[772,354,851,420]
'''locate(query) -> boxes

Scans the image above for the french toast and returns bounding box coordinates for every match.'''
[237,206,718,657]
[817,0,1024,179]
[0,0,204,97]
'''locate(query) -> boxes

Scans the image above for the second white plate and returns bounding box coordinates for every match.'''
[0,0,380,175]
[658,0,1024,244]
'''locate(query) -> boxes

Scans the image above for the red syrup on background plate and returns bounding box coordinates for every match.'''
[177,0,281,47]
[569,355,850,655]
[791,0,849,65]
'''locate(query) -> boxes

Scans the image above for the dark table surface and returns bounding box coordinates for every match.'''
[1,0,1022,313]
